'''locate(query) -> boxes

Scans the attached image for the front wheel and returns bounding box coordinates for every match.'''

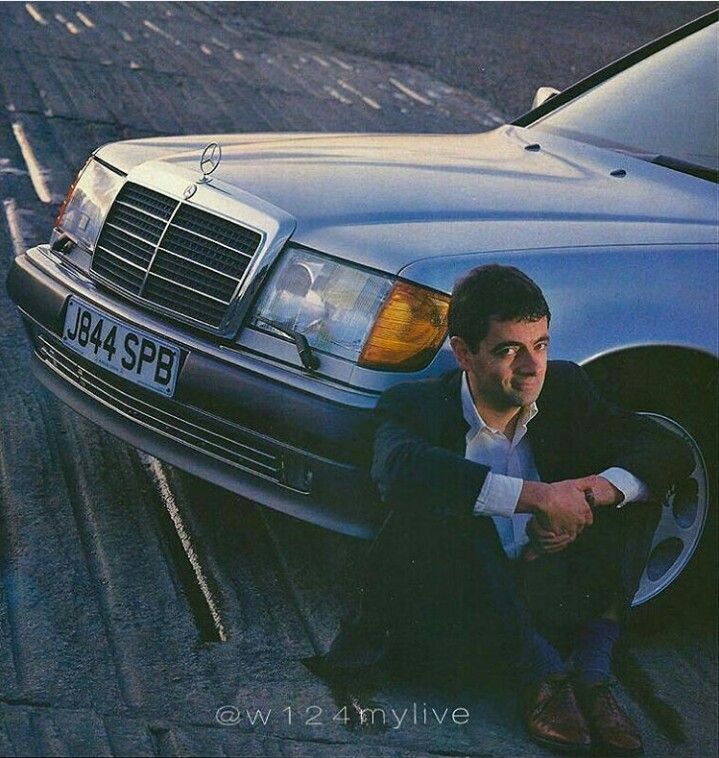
[630,413,710,608]
[584,349,716,620]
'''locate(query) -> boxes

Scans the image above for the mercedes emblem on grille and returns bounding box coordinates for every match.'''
[183,184,197,199]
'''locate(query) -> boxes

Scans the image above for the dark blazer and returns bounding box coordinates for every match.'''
[318,361,693,672]
[372,361,693,518]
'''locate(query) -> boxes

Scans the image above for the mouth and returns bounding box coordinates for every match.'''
[512,378,539,392]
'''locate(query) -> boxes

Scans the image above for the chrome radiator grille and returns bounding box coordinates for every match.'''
[91,183,262,328]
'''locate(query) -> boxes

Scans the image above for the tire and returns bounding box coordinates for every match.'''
[584,350,717,625]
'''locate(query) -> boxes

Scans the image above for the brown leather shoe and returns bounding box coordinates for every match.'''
[576,682,643,755]
[523,675,592,754]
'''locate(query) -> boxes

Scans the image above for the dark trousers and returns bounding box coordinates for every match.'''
[324,501,661,675]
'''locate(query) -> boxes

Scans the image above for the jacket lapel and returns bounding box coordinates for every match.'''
[438,369,469,454]
[526,365,568,482]
[526,414,554,482]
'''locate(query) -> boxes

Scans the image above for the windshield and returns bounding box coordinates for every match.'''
[530,22,718,172]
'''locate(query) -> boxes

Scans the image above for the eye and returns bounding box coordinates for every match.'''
[495,346,519,357]
[536,341,549,352]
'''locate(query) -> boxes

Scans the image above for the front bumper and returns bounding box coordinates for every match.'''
[6,247,383,538]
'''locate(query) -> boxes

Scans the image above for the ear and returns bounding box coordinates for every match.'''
[450,335,473,371]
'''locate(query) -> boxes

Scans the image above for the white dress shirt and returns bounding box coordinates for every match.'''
[462,373,650,559]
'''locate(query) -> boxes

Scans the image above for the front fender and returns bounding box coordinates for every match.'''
[400,244,718,365]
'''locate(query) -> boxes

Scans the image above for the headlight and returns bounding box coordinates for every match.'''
[55,158,124,251]
[248,248,449,371]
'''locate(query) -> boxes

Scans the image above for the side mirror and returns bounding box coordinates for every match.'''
[532,86,560,110]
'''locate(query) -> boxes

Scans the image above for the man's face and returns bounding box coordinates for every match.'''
[451,316,549,412]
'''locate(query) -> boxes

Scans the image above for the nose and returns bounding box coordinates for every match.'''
[516,349,543,375]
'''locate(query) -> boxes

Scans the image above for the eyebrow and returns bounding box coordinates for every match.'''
[491,335,550,350]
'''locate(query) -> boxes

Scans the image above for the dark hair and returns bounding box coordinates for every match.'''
[447,264,550,350]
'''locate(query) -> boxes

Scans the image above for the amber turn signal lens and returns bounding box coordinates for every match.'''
[54,161,89,229]
[359,281,450,371]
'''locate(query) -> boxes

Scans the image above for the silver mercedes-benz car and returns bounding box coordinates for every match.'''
[6,12,717,605]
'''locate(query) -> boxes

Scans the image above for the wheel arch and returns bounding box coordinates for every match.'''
[580,343,717,417]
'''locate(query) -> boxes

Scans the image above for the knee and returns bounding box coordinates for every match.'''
[467,516,507,554]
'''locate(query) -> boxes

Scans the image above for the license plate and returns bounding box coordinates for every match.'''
[62,297,181,397]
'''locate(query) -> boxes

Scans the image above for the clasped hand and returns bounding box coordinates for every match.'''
[527,475,622,556]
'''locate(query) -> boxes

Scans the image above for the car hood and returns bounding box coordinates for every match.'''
[96,127,718,274]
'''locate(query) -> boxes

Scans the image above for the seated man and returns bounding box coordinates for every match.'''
[316,264,693,754]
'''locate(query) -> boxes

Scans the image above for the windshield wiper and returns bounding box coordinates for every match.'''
[615,149,718,183]
[254,317,320,372]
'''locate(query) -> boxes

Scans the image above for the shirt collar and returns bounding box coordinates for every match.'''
[461,371,538,440]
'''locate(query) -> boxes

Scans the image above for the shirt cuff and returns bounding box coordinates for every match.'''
[600,467,651,507]
[474,472,523,517]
